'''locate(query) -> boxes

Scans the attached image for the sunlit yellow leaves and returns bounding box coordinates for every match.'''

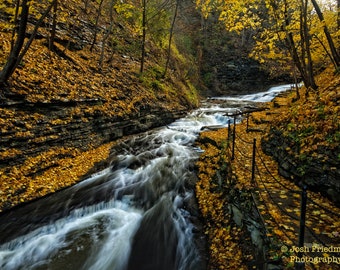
[195,72,339,269]
[201,0,339,78]
[0,142,114,212]
[0,0,200,215]
[273,228,285,237]
[279,193,288,199]
[218,0,262,34]
[196,129,249,269]
[114,3,134,18]
[0,148,22,160]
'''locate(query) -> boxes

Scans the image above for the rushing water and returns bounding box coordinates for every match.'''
[0,84,294,270]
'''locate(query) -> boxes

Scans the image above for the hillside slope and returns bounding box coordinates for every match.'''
[0,0,199,211]
[195,67,339,269]
[262,68,340,205]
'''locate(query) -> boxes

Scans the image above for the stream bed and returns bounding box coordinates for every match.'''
[0,84,294,270]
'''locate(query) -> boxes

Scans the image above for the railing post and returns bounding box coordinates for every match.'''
[228,119,231,142]
[231,115,236,160]
[251,138,256,185]
[296,185,307,270]
[246,113,249,132]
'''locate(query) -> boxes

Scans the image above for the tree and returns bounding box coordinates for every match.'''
[221,0,317,89]
[99,0,115,70]
[83,0,91,14]
[139,0,176,74]
[196,0,339,90]
[0,0,30,86]
[90,0,105,52]
[163,0,179,77]
[310,0,340,68]
[266,0,317,89]
[299,0,317,89]
[337,0,340,29]
[0,0,57,87]
[49,0,58,51]
[140,0,147,73]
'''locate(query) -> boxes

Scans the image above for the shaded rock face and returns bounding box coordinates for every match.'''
[261,128,340,207]
[0,101,188,169]
[208,58,271,95]
[201,54,292,97]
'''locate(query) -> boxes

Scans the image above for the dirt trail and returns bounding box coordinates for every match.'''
[196,90,340,269]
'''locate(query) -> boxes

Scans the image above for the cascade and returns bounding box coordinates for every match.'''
[0,84,294,270]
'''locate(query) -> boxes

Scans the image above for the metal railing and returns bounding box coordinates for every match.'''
[224,111,340,270]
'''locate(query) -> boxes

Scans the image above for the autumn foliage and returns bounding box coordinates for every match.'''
[0,0,199,211]
[195,128,251,269]
[195,68,339,269]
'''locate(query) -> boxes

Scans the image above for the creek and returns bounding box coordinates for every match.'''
[0,84,294,270]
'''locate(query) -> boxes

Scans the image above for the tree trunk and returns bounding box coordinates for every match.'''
[282,0,317,90]
[49,0,58,51]
[140,0,147,74]
[84,0,90,14]
[90,0,104,52]
[282,0,307,87]
[337,0,340,29]
[302,0,317,89]
[99,0,115,70]
[310,0,340,68]
[0,0,57,87]
[11,0,21,51]
[163,0,179,77]
[0,0,30,86]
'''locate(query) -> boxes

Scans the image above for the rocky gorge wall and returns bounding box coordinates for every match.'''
[0,98,190,211]
[1,101,187,168]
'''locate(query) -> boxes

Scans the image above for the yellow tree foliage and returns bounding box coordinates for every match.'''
[195,0,339,78]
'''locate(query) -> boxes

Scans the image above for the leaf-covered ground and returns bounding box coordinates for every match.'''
[195,68,339,269]
[0,1,199,211]
[0,142,115,210]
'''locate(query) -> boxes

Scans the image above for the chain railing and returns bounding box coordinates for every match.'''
[224,111,340,270]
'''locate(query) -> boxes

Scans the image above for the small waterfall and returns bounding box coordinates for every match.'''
[0,84,294,270]
[0,201,142,270]
[0,112,218,270]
